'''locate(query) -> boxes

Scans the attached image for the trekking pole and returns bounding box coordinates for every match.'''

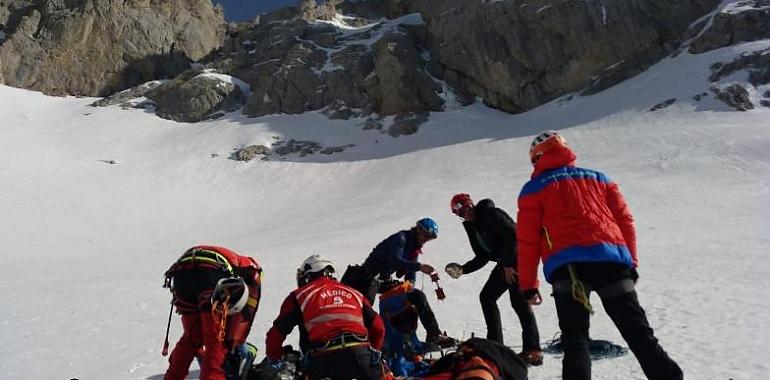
[161,301,173,356]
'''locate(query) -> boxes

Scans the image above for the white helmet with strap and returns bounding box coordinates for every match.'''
[296,254,335,286]
[211,277,249,315]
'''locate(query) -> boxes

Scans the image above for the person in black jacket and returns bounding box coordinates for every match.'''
[446,194,542,366]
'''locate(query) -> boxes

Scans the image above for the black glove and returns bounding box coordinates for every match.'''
[630,267,639,284]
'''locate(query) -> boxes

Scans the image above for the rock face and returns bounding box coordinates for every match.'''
[0,0,224,96]
[714,84,754,111]
[690,1,770,54]
[404,0,719,112]
[214,0,718,119]
[145,70,247,123]
[2,0,727,121]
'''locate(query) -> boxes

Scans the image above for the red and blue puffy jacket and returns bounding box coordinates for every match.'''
[516,142,638,292]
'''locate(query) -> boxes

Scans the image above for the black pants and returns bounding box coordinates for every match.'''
[552,263,682,380]
[480,265,540,350]
[308,345,383,380]
[406,288,441,336]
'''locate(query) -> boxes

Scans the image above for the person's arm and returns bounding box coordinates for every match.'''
[606,180,638,267]
[461,255,489,274]
[516,183,543,293]
[265,294,302,361]
[363,303,385,350]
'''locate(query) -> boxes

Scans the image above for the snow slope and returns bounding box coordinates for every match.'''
[0,39,769,380]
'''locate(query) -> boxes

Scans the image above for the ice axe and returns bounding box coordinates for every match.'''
[161,301,173,356]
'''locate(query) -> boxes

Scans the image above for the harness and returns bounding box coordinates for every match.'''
[310,333,370,355]
[163,247,235,287]
[552,266,635,314]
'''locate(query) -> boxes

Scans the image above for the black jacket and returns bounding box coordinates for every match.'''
[461,199,518,273]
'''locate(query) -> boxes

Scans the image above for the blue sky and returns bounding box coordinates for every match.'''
[213,0,299,21]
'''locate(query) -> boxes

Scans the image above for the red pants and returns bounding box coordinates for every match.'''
[164,312,227,380]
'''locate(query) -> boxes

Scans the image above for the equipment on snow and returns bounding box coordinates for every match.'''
[543,332,629,360]
[223,342,258,380]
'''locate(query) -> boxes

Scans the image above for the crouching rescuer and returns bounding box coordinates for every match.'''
[265,254,387,380]
[162,245,262,380]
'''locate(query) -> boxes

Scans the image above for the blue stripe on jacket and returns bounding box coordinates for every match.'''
[519,167,612,198]
[543,243,634,282]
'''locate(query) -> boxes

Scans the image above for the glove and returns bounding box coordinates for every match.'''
[445,263,463,279]
[630,267,639,284]
[522,289,542,305]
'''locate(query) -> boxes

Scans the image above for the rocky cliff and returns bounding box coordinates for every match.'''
[7,0,767,121]
[0,0,224,96]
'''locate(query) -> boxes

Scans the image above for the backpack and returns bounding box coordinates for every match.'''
[424,338,527,380]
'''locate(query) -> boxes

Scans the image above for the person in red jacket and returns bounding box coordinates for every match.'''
[163,245,262,380]
[516,131,682,380]
[265,254,386,380]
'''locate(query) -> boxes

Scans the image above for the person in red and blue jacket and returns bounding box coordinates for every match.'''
[516,131,682,380]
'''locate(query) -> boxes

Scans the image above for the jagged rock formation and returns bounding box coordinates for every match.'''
[407,0,719,111]
[690,0,770,54]
[204,0,719,119]
[144,69,247,122]
[0,0,224,96]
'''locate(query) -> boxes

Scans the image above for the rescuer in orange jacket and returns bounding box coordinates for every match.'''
[516,131,681,380]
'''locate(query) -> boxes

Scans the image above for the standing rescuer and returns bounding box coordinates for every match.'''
[446,194,542,366]
[163,245,262,380]
[516,130,682,380]
[265,254,387,380]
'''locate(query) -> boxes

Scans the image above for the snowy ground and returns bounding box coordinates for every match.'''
[1,39,769,379]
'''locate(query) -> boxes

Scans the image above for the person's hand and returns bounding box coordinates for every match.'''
[630,267,639,284]
[419,263,435,274]
[445,263,463,279]
[502,267,518,285]
[523,289,542,305]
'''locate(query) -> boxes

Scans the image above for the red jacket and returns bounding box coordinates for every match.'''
[516,143,638,292]
[168,245,262,346]
[265,277,385,360]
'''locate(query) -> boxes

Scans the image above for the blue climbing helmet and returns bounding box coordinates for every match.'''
[416,217,439,239]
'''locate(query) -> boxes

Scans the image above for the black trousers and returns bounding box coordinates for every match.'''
[406,288,441,336]
[308,345,383,380]
[552,263,682,380]
[480,265,540,350]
